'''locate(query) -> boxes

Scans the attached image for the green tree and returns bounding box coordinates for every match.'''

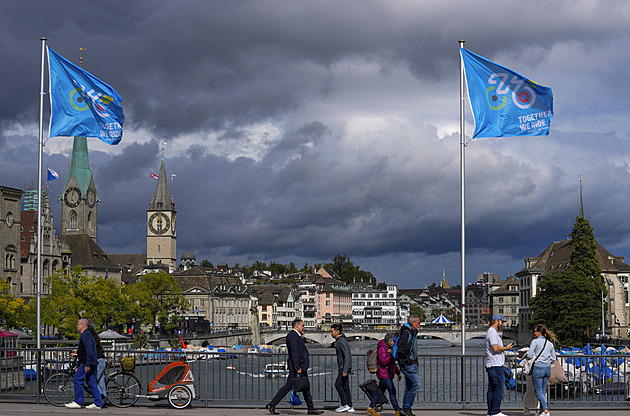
[530,216,607,346]
[324,254,376,285]
[0,277,28,328]
[409,304,426,322]
[42,266,127,338]
[123,271,189,334]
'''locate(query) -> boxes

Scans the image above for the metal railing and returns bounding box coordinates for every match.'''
[1,348,628,409]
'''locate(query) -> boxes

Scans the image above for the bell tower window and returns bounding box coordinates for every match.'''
[70,211,78,229]
[87,211,92,230]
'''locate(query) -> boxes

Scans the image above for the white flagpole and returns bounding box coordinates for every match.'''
[37,37,47,349]
[459,40,466,355]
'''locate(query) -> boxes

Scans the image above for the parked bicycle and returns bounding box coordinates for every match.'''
[42,356,141,408]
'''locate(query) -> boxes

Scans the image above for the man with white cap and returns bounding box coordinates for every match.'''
[485,313,513,416]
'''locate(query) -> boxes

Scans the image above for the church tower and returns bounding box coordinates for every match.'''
[60,136,98,242]
[147,157,176,269]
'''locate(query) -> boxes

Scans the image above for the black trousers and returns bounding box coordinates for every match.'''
[268,371,314,410]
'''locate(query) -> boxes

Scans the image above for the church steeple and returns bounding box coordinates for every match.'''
[149,158,175,211]
[61,136,98,242]
[147,157,177,271]
[580,175,584,218]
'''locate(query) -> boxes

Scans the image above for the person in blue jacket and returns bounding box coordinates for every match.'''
[526,324,557,416]
[65,318,103,409]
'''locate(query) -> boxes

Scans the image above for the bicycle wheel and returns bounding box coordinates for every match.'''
[106,372,141,408]
[168,385,192,409]
[43,372,74,407]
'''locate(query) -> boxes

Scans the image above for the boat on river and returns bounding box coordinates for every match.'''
[264,363,289,377]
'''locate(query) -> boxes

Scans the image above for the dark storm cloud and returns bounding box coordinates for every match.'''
[3,1,630,285]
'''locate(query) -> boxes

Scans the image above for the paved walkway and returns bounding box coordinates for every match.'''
[0,403,629,416]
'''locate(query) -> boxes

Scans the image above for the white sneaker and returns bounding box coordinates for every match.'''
[346,406,355,412]
[86,403,101,410]
[336,405,350,412]
[65,401,81,409]
[495,413,509,416]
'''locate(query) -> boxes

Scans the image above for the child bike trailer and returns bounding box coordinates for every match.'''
[147,356,197,409]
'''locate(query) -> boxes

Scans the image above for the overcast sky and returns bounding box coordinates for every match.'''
[2,0,630,288]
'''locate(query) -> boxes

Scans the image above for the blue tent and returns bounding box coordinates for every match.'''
[431,314,453,324]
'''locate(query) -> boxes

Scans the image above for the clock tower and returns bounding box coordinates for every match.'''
[147,157,176,269]
[60,136,98,242]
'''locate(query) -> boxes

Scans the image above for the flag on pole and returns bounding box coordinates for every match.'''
[48,47,124,145]
[150,173,158,179]
[461,48,553,139]
[46,168,59,181]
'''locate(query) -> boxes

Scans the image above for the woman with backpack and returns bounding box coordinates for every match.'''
[366,333,402,416]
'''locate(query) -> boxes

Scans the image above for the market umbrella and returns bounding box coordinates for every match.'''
[431,314,453,324]
[99,329,128,339]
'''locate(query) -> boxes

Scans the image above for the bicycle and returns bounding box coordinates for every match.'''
[43,357,141,408]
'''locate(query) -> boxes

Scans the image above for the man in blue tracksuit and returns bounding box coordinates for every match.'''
[397,316,420,416]
[65,318,103,409]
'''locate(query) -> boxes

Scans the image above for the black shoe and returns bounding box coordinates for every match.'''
[266,404,280,415]
[402,409,415,416]
[101,396,108,408]
[307,410,323,415]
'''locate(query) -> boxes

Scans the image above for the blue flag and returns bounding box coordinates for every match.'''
[48,47,124,145]
[46,168,59,181]
[461,48,553,139]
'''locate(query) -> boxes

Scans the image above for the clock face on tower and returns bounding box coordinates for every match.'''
[64,186,82,208]
[86,188,97,208]
[148,212,170,235]
[5,212,14,228]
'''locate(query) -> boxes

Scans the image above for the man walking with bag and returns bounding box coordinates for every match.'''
[397,316,420,416]
[65,318,103,409]
[331,323,354,412]
[266,319,323,415]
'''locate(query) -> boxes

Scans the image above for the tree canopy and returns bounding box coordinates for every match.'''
[123,271,189,334]
[323,254,376,285]
[0,277,28,329]
[530,216,607,346]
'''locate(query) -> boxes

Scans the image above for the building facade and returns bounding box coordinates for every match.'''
[147,158,177,271]
[1,186,23,295]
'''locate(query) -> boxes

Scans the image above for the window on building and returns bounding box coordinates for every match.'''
[70,211,78,229]
[326,301,330,307]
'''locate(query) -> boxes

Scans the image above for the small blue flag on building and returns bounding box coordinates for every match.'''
[46,168,59,181]
[48,47,124,145]
[461,48,553,139]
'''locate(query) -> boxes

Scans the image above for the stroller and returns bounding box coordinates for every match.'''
[146,356,197,409]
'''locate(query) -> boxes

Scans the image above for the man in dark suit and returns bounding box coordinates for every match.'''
[266,319,323,415]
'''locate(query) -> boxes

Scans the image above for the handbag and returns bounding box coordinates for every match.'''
[293,374,310,392]
[548,359,568,385]
[525,338,547,376]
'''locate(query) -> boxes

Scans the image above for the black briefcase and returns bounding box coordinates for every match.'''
[293,374,310,392]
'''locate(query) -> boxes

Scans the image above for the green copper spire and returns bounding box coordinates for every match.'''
[63,136,92,195]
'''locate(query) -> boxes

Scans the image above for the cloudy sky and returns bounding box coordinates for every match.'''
[2,0,630,288]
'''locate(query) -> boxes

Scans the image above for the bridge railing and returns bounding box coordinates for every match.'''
[1,348,628,409]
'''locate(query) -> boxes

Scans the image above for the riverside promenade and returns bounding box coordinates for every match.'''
[0,403,629,416]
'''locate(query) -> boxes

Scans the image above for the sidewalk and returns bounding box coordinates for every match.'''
[0,403,628,416]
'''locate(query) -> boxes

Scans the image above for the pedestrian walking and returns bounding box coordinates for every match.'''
[485,313,513,416]
[65,318,103,410]
[366,333,402,416]
[87,325,108,408]
[330,323,354,412]
[525,324,557,416]
[266,319,323,415]
[397,316,420,416]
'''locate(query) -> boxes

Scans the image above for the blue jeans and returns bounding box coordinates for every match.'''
[370,377,400,411]
[486,366,504,415]
[400,362,420,409]
[73,364,103,407]
[335,370,352,406]
[97,358,107,398]
[532,365,551,411]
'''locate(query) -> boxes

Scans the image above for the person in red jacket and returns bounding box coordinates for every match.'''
[366,333,402,416]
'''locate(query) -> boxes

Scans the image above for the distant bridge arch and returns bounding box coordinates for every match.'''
[260,328,502,347]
